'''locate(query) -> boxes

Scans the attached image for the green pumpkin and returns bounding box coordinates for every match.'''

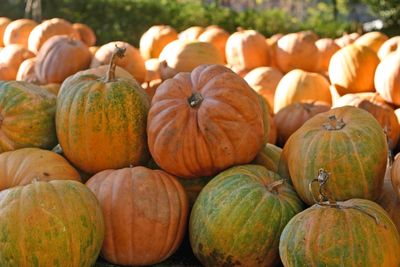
[253,143,282,173]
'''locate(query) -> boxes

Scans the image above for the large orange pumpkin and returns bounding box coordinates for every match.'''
[266,33,282,69]
[178,26,205,41]
[355,31,389,53]
[0,64,15,80]
[86,166,188,266]
[375,51,400,106]
[3,19,37,48]
[315,38,340,71]
[378,36,400,59]
[139,25,178,60]
[16,57,37,82]
[147,64,265,178]
[0,44,35,73]
[72,23,96,47]
[0,17,11,47]
[198,26,229,62]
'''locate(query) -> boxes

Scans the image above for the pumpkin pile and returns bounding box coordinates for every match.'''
[1,15,400,267]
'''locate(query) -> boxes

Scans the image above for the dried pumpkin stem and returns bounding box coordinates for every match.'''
[322,115,345,130]
[188,92,204,108]
[266,179,286,194]
[106,44,126,82]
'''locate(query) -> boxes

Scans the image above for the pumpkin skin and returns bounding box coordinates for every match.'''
[41,83,61,95]
[225,29,269,70]
[70,64,133,80]
[35,35,91,84]
[378,177,400,232]
[140,25,178,60]
[16,57,37,82]
[333,92,400,149]
[177,176,212,207]
[28,18,80,53]
[335,32,359,48]
[144,58,161,81]
[355,31,389,53]
[315,38,340,71]
[0,44,35,71]
[0,148,80,191]
[279,198,400,267]
[3,19,37,48]
[273,69,331,113]
[178,26,205,41]
[190,165,304,267]
[147,64,265,178]
[72,23,96,46]
[257,94,271,144]
[282,106,388,205]
[329,44,380,95]
[91,41,146,83]
[0,180,104,267]
[0,81,57,153]
[86,166,188,266]
[375,51,400,106]
[0,17,11,47]
[253,143,282,173]
[378,36,400,59]
[198,26,229,62]
[89,45,99,56]
[0,64,15,80]
[392,153,400,199]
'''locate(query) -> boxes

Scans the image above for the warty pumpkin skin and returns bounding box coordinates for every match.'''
[375,51,400,106]
[282,106,388,205]
[253,143,282,173]
[0,148,80,191]
[198,26,229,63]
[190,165,304,267]
[355,31,389,53]
[3,19,37,48]
[147,64,265,178]
[0,81,57,153]
[392,153,400,199]
[139,25,178,60]
[378,36,400,59]
[0,17,11,47]
[72,23,96,47]
[86,166,188,266]
[0,180,104,267]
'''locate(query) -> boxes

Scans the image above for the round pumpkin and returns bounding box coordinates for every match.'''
[282,106,387,205]
[266,34,282,69]
[16,57,37,82]
[0,148,80,191]
[315,38,340,71]
[3,19,37,48]
[139,25,178,60]
[355,31,388,53]
[268,113,278,144]
[178,26,205,41]
[392,153,400,199]
[57,47,150,174]
[378,36,400,59]
[72,23,96,47]
[86,166,188,266]
[0,64,15,80]
[378,177,400,233]
[225,29,269,70]
[0,17,11,47]
[198,26,229,62]
[253,143,282,173]
[375,51,400,106]
[273,69,331,113]
[190,165,304,267]
[257,94,271,145]
[0,180,104,267]
[35,35,91,84]
[0,44,35,71]
[148,64,265,178]
[89,45,99,56]
[329,44,379,95]
[28,18,80,54]
[0,81,57,153]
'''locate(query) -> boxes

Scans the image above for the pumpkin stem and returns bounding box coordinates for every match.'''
[322,115,345,130]
[309,169,337,206]
[106,44,126,82]
[266,179,286,194]
[188,92,204,108]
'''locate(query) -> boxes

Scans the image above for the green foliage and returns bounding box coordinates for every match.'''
[362,0,400,28]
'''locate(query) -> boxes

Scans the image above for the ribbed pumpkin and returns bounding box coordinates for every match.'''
[392,154,400,199]
[72,23,96,46]
[274,101,331,145]
[0,17,11,47]
[0,148,80,191]
[56,47,150,174]
[282,106,387,205]
[190,165,304,267]
[3,19,37,48]
[329,44,379,95]
[16,57,37,82]
[253,143,282,173]
[28,18,80,53]
[147,64,265,178]
[257,94,271,144]
[139,25,178,60]
[333,93,400,149]
[178,26,205,41]
[315,38,340,71]
[378,36,400,59]
[280,171,400,267]
[0,81,57,153]
[244,66,283,111]
[86,166,188,266]
[266,34,282,69]
[0,64,15,80]
[0,44,35,71]
[0,180,104,267]
[91,41,146,83]
[273,69,331,113]
[198,26,229,62]
[375,51,400,106]
[225,29,269,71]
[355,31,389,53]
[377,178,400,233]
[276,31,319,73]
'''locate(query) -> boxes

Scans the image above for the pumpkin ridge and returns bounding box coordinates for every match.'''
[18,186,27,267]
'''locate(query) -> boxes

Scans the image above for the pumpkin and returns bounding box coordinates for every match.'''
[276,31,319,73]
[0,44,35,71]
[225,29,269,70]
[0,148,80,191]
[147,64,265,178]
[35,35,91,84]
[274,101,331,145]
[0,17,11,47]
[0,81,57,153]
[315,38,340,71]
[57,47,150,174]
[89,45,99,56]
[333,93,400,149]
[375,51,400,106]
[91,41,146,83]
[145,58,161,81]
[139,25,178,60]
[178,26,205,41]
[16,57,37,82]
[273,69,331,113]
[228,64,251,78]
[41,83,61,95]
[334,32,359,47]
[268,113,278,144]
[28,18,80,53]
[0,180,104,267]
[0,64,15,80]
[392,153,400,199]
[72,23,96,46]
[257,94,271,144]
[377,178,400,233]
[253,143,282,173]
[190,165,303,267]
[266,34,282,69]
[378,36,400,59]
[198,26,229,62]
[86,166,188,266]
[329,44,379,95]
[244,66,283,111]
[280,170,400,267]
[3,19,37,48]
[355,31,389,53]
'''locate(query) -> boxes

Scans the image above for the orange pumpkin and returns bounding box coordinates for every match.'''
[86,166,188,266]
[147,64,265,178]
[375,51,400,106]
[16,57,37,82]
[0,64,15,80]
[3,19,37,48]
[378,36,400,59]
[35,35,91,84]
[178,26,205,41]
[72,23,96,46]
[315,38,340,71]
[392,153,400,199]
[266,35,281,69]
[144,58,161,81]
[198,26,229,62]
[89,45,99,56]
[0,44,35,72]
[334,32,359,48]
[355,31,389,53]
[268,113,278,144]
[139,25,178,60]
[0,17,11,47]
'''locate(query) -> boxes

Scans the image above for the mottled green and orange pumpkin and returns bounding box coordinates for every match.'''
[0,180,104,267]
[253,143,282,173]
[190,165,303,267]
